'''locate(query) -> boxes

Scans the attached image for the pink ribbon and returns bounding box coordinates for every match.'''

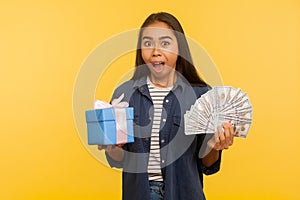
[94,94,129,144]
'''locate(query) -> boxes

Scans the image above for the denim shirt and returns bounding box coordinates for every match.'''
[106,75,222,200]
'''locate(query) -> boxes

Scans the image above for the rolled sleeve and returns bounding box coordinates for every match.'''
[105,145,128,169]
[201,150,222,175]
[105,152,123,168]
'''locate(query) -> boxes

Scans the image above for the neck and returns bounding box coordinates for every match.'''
[149,72,177,88]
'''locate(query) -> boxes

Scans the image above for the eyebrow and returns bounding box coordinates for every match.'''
[142,36,173,40]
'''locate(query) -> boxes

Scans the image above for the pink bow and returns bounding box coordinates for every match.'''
[94,93,129,109]
[94,93,129,144]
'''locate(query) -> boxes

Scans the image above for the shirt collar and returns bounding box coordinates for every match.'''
[132,76,147,89]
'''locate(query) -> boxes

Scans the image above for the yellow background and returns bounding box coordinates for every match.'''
[1,0,299,199]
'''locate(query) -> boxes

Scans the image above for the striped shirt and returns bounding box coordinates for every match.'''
[147,78,172,182]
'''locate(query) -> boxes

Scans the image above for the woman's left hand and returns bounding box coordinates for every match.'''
[202,122,235,167]
[208,122,235,151]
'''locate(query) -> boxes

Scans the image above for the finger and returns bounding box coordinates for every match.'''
[207,132,216,149]
[217,126,226,150]
[219,133,226,149]
[214,131,222,150]
[229,123,234,135]
[229,123,234,145]
[98,145,105,150]
[223,122,231,148]
[235,126,241,137]
[106,145,114,151]
[208,131,219,150]
[116,143,124,148]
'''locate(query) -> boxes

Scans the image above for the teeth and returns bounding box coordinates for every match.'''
[152,62,164,65]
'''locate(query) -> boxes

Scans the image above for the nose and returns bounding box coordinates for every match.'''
[152,45,162,57]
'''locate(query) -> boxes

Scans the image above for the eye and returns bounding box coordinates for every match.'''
[161,41,170,47]
[143,41,152,47]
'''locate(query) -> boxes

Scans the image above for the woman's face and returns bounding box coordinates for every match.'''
[141,21,179,81]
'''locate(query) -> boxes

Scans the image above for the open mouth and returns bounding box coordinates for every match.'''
[151,61,165,67]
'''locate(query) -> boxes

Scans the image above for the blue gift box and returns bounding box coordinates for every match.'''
[85,107,134,145]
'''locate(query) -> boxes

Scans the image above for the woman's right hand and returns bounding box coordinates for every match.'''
[98,143,124,151]
[98,144,125,161]
[98,145,114,151]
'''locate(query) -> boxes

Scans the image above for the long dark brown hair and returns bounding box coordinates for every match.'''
[131,12,207,87]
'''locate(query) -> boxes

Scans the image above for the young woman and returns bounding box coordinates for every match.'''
[99,12,235,200]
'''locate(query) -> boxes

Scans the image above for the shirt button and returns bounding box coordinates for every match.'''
[161,160,165,163]
[149,116,152,121]
[165,99,169,103]
[162,118,166,122]
[161,139,165,143]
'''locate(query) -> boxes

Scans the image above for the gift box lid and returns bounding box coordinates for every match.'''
[85,107,134,122]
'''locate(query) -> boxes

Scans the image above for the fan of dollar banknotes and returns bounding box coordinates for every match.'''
[184,86,253,138]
